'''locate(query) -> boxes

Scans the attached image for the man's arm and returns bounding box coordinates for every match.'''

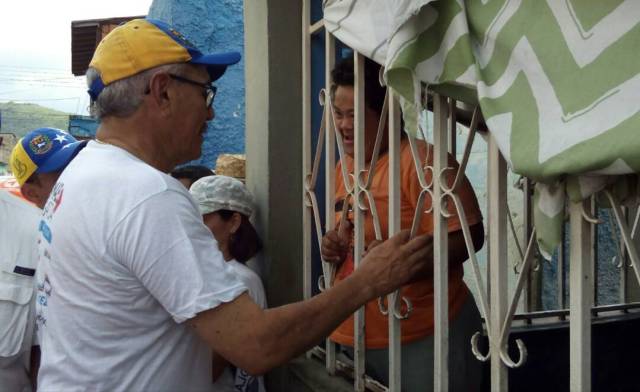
[188,230,432,376]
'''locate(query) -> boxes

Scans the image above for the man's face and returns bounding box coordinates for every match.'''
[167,66,215,165]
[332,85,384,163]
[21,172,60,209]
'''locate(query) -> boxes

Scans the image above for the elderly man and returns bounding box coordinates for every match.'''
[0,128,83,391]
[34,19,432,391]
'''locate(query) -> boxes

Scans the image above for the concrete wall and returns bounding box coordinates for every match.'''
[149,0,245,170]
[244,1,314,390]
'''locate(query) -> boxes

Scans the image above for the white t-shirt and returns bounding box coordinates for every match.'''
[35,141,247,392]
[213,260,267,392]
[0,191,40,391]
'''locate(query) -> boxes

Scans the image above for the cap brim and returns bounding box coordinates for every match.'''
[37,141,86,174]
[190,51,241,81]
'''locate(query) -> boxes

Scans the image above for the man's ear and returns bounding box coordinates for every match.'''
[230,212,242,234]
[146,72,173,115]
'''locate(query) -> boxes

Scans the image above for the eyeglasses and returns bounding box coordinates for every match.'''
[168,74,217,108]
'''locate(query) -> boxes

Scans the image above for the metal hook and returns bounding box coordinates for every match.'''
[303,189,313,208]
[378,296,389,316]
[318,88,328,106]
[392,296,413,320]
[532,257,541,272]
[438,166,457,194]
[612,255,624,269]
[580,203,602,224]
[317,275,326,292]
[378,65,386,87]
[499,339,528,368]
[471,332,490,362]
[439,193,454,219]
[422,164,435,189]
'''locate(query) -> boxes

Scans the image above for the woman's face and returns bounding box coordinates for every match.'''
[203,212,236,250]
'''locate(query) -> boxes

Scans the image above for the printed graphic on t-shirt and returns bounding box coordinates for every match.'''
[234,368,261,392]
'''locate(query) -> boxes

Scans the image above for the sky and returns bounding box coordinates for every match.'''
[0,0,152,115]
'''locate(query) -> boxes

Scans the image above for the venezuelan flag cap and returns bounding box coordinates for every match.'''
[87,18,241,101]
[9,128,84,186]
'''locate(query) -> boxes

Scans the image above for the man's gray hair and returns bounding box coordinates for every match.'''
[86,63,189,120]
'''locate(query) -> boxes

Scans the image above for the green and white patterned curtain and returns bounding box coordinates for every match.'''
[324,0,640,258]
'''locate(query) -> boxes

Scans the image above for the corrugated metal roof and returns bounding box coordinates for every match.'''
[71,16,145,76]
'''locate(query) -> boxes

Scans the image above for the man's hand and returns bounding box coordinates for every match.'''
[356,230,433,298]
[321,221,352,264]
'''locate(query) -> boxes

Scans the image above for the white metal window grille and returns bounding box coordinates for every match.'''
[302,4,640,391]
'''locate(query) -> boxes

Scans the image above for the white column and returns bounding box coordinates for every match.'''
[569,200,592,392]
[324,29,337,375]
[433,94,450,392]
[352,51,366,392]
[387,91,402,391]
[301,0,312,303]
[488,135,508,391]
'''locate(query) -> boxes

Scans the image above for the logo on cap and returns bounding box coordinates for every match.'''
[168,28,195,48]
[29,135,52,155]
[10,155,27,179]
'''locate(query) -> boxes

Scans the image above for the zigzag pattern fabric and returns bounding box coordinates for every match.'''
[324,0,640,257]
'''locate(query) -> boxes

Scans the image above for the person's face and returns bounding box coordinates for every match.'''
[203,211,238,257]
[21,172,60,209]
[332,85,385,163]
[168,66,215,165]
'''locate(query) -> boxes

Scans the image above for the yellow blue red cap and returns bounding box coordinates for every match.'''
[88,18,241,100]
[9,128,84,186]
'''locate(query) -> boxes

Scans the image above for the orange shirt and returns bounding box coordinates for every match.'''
[329,139,482,348]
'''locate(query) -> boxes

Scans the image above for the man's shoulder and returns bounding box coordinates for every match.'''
[64,142,182,196]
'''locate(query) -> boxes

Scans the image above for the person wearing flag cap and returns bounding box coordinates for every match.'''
[9,128,85,209]
[34,18,433,391]
[0,128,83,391]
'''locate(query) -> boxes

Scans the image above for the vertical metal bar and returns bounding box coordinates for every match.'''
[447,98,456,156]
[621,206,631,304]
[488,134,508,391]
[624,206,640,301]
[387,90,402,392]
[433,94,450,392]
[590,197,598,308]
[523,178,540,313]
[324,29,337,375]
[558,226,566,311]
[569,200,592,392]
[353,51,366,392]
[301,0,312,303]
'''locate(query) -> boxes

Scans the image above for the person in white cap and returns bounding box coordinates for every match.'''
[35,18,433,391]
[191,175,266,392]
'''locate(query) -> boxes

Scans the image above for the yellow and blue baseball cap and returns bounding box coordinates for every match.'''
[88,18,241,100]
[9,128,85,186]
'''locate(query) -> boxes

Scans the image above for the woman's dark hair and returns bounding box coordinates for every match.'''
[331,56,386,115]
[171,165,214,187]
[217,210,263,263]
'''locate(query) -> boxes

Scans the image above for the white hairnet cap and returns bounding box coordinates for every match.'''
[190,175,254,217]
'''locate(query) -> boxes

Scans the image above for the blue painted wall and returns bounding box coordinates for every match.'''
[149,0,245,169]
[68,115,98,139]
